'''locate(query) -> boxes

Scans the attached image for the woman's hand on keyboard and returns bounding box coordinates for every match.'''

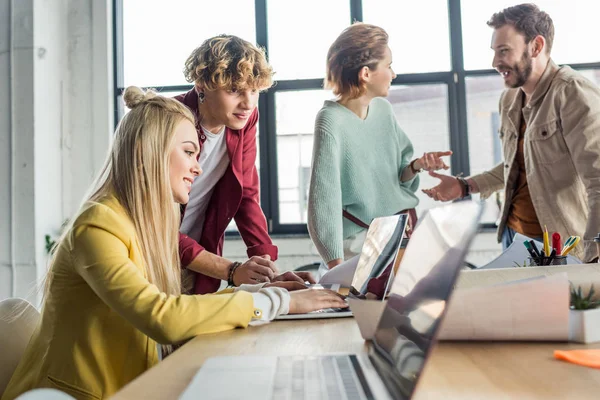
[264,281,307,291]
[289,289,349,314]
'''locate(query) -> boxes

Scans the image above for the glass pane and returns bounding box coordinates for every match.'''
[123,0,255,87]
[465,75,505,224]
[462,0,600,70]
[267,0,350,80]
[386,85,451,217]
[363,0,451,73]
[276,90,334,224]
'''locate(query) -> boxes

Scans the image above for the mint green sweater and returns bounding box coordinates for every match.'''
[307,98,419,263]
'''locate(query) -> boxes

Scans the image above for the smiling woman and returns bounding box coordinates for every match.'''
[168,121,201,204]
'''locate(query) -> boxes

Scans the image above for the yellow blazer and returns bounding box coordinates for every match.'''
[2,196,257,400]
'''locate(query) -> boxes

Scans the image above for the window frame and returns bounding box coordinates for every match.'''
[113,0,600,235]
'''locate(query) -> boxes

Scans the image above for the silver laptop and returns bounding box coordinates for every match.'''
[276,214,408,320]
[181,201,484,400]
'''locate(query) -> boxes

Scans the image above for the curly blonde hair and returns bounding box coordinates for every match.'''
[325,23,389,100]
[183,35,274,91]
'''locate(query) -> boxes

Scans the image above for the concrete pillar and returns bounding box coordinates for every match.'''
[0,0,113,304]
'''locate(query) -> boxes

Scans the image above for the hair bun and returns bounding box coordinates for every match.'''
[123,86,158,109]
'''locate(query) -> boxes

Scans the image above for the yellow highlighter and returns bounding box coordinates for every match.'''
[543,225,550,256]
[561,236,581,256]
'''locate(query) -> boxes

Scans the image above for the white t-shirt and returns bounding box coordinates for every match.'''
[180,125,230,241]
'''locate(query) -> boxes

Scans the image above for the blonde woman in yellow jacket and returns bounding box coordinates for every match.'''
[2,87,347,400]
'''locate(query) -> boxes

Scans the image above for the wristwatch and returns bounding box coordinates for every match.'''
[456,176,471,198]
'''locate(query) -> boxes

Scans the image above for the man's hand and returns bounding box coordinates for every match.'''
[421,171,464,202]
[272,271,317,285]
[232,255,279,285]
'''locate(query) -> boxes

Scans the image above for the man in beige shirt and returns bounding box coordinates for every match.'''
[423,3,600,262]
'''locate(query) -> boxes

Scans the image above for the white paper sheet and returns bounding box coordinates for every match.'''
[439,272,570,341]
[318,255,360,286]
[479,233,581,269]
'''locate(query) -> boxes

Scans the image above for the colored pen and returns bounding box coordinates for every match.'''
[552,232,562,253]
[543,225,550,257]
[560,236,574,255]
[562,236,581,256]
[523,241,538,259]
[529,240,542,258]
[545,248,556,265]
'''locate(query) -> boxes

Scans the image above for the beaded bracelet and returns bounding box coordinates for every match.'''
[227,262,242,286]
[409,159,423,174]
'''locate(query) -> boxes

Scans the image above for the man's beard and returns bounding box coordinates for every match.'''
[507,50,533,88]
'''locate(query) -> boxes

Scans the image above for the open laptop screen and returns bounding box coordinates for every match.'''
[368,201,483,399]
[351,214,408,295]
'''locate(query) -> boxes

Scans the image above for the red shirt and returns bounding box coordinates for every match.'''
[176,89,278,294]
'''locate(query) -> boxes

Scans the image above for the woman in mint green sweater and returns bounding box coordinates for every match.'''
[308,23,452,271]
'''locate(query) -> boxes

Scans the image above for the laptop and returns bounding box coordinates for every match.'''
[275,214,408,320]
[180,201,484,400]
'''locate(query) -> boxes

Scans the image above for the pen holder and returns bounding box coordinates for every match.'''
[528,255,567,266]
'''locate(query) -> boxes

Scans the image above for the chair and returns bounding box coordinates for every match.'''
[15,389,75,400]
[0,298,40,396]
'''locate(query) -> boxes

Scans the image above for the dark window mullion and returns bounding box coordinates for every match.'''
[254,0,274,229]
[392,71,454,85]
[447,0,470,177]
[349,0,363,22]
[271,79,325,91]
[264,90,280,233]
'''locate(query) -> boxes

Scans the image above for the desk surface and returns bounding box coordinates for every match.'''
[112,318,600,400]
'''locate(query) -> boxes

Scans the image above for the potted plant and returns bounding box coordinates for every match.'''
[569,284,600,343]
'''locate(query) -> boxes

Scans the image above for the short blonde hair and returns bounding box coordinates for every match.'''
[325,23,389,99]
[183,35,274,91]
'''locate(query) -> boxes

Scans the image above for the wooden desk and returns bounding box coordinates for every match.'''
[112,318,600,399]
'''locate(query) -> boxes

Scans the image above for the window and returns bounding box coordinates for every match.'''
[122,0,255,87]
[275,90,333,223]
[465,75,505,224]
[363,0,451,73]
[386,85,450,216]
[461,0,600,70]
[115,0,600,235]
[266,0,350,80]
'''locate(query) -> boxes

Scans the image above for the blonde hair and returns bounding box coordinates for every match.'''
[183,34,274,91]
[43,87,195,329]
[325,23,389,100]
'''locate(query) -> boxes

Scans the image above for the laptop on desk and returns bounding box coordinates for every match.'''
[275,213,408,320]
[180,201,484,400]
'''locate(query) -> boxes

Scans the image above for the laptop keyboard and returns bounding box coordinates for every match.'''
[310,307,348,314]
[271,355,371,400]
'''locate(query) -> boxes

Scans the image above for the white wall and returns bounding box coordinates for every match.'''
[0,0,113,304]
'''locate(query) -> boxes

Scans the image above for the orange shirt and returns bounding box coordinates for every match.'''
[506,96,543,238]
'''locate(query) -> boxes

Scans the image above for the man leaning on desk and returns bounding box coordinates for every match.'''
[423,3,600,262]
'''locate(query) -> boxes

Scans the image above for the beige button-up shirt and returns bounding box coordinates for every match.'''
[471,60,600,262]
